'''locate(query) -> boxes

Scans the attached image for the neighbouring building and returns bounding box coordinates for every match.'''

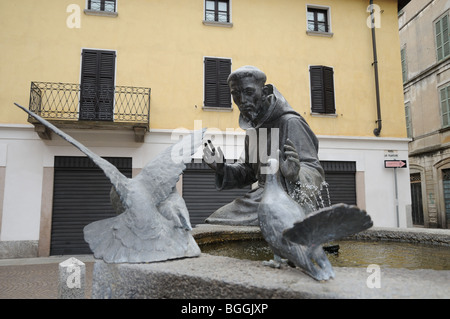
[400,0,450,228]
[0,0,410,258]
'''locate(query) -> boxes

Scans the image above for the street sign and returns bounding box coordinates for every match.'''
[384,160,407,168]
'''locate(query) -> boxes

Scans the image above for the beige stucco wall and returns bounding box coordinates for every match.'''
[0,0,406,138]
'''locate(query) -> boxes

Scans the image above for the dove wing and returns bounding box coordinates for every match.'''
[282,203,373,246]
[14,103,128,202]
[134,129,205,205]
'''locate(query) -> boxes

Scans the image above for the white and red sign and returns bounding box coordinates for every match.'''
[384,160,407,168]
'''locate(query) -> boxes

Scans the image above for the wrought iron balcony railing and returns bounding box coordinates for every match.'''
[28,82,150,130]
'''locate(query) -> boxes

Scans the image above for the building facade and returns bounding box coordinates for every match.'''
[400,0,450,228]
[0,0,410,258]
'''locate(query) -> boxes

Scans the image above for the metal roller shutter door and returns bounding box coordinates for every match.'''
[50,156,132,255]
[321,161,357,205]
[182,161,356,226]
[182,162,251,226]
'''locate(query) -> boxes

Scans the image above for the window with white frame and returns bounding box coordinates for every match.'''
[307,5,332,35]
[87,0,116,13]
[205,0,230,23]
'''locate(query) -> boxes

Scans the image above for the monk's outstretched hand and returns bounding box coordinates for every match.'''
[279,139,300,182]
[202,140,225,175]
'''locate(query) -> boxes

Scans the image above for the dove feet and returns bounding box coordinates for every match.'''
[262,255,286,268]
[263,250,335,281]
[298,247,335,281]
[262,255,296,269]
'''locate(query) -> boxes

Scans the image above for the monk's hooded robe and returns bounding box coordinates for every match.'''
[205,84,325,226]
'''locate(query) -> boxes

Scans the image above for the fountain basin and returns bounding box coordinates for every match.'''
[197,226,450,271]
[91,225,450,299]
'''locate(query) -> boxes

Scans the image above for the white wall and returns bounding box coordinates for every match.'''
[0,125,44,241]
[319,135,411,227]
[0,126,412,243]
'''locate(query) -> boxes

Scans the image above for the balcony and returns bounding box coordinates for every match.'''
[28,82,151,142]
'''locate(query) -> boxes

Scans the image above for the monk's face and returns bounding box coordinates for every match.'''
[229,76,265,122]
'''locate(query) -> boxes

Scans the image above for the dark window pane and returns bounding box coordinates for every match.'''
[205,0,229,23]
[307,8,329,33]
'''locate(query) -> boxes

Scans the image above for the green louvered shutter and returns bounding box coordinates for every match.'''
[436,14,450,61]
[204,57,231,108]
[80,49,115,121]
[310,66,335,114]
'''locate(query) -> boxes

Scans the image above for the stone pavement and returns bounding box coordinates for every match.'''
[0,255,95,299]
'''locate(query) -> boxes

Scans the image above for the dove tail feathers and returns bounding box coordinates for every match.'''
[282,204,373,247]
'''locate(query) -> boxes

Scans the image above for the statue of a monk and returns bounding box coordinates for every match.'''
[203,66,325,226]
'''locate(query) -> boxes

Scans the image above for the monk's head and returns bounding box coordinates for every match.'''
[227,66,269,122]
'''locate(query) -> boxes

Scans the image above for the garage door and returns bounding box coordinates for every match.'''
[182,161,357,226]
[321,161,357,205]
[50,156,132,255]
[182,162,251,226]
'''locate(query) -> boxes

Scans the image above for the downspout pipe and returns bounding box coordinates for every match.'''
[370,0,382,136]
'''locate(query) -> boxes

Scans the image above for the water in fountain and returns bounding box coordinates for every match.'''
[288,180,332,212]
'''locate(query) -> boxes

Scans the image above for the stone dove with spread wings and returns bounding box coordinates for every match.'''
[15,103,204,263]
[258,158,373,281]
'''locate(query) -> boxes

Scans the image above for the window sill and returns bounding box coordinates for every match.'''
[310,112,338,118]
[306,30,333,37]
[202,20,233,28]
[84,9,118,17]
[202,106,233,112]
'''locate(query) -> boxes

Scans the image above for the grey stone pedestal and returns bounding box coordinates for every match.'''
[58,257,86,299]
[91,254,450,299]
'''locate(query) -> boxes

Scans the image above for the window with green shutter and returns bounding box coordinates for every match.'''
[435,14,450,61]
[80,49,116,121]
[309,65,335,114]
[440,84,450,128]
[405,102,412,138]
[204,57,232,108]
[401,47,408,83]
